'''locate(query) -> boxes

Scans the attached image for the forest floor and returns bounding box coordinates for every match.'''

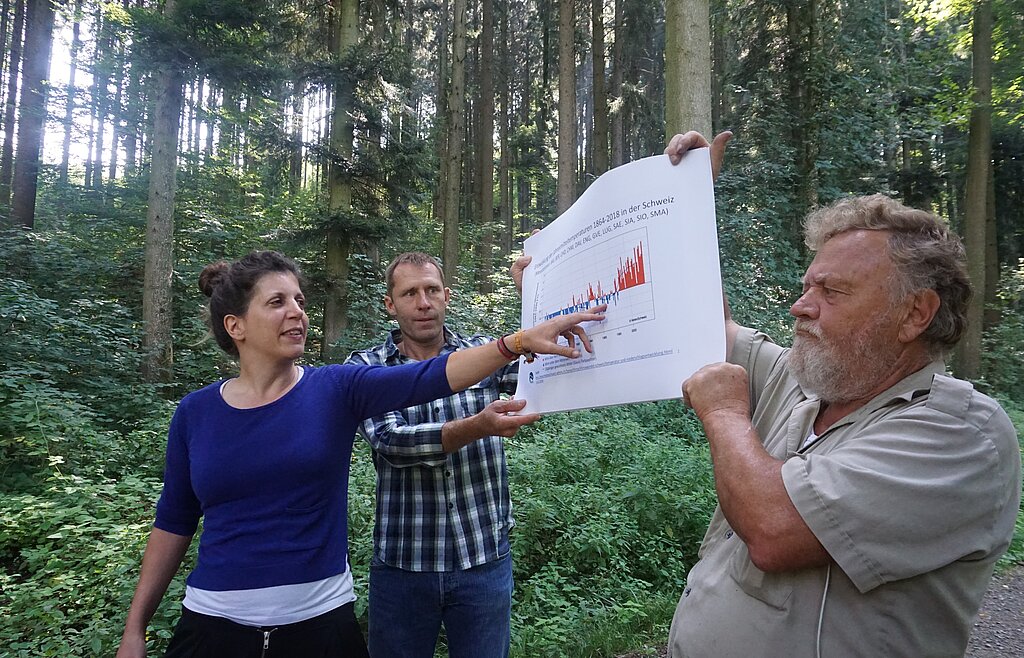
[965,565,1024,657]
[615,565,1024,658]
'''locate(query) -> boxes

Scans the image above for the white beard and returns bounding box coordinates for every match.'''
[788,315,903,404]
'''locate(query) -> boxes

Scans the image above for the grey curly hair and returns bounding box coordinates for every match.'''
[803,194,972,355]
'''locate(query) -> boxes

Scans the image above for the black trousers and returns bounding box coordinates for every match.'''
[163,603,370,658]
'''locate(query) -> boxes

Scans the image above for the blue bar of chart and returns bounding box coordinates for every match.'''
[532,227,656,336]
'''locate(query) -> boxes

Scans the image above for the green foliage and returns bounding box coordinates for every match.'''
[506,404,716,657]
[345,441,378,621]
[319,254,392,358]
[446,257,527,338]
[981,261,1024,400]
[0,472,192,657]
[129,0,302,85]
[0,221,185,654]
[0,232,173,485]
[714,162,805,341]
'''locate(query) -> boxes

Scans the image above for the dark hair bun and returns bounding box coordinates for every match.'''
[198,261,230,297]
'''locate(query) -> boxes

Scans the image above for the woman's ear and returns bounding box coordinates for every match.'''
[224,314,245,342]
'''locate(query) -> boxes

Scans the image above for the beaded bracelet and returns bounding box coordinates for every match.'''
[512,330,536,363]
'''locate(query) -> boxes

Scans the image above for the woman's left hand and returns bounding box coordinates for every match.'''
[521,305,607,358]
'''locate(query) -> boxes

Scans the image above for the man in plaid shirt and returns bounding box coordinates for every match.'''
[345,252,538,658]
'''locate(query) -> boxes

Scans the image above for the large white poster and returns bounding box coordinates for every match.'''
[515,149,725,414]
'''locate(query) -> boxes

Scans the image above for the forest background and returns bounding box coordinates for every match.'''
[1,0,1023,655]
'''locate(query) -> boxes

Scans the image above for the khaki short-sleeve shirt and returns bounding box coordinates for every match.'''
[668,328,1021,658]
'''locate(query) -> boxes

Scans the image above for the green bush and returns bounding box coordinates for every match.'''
[982,261,1024,402]
[507,404,716,658]
[0,471,192,657]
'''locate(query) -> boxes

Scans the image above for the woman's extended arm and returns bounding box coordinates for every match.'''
[445,308,606,392]
[116,528,193,658]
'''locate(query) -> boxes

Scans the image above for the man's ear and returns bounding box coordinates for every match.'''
[898,289,941,344]
[224,314,245,342]
[384,295,397,317]
[443,287,452,306]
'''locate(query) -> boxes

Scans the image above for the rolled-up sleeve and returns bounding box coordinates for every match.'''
[356,412,448,468]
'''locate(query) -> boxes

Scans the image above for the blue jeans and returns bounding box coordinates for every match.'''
[367,552,513,658]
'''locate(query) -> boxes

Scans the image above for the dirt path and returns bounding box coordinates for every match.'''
[616,566,1024,658]
[965,565,1024,657]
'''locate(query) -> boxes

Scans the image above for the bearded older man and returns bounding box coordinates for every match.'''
[664,131,1021,658]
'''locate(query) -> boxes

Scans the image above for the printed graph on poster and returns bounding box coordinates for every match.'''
[516,150,726,414]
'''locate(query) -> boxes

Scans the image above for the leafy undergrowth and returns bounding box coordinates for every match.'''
[506,405,716,658]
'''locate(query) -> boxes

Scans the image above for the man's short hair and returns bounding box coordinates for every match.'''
[385,252,446,295]
[803,194,972,355]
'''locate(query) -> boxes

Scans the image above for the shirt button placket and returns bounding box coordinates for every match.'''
[445,466,456,512]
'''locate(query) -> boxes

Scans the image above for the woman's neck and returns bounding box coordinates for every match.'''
[223,359,301,409]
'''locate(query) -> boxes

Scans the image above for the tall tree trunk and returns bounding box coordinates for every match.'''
[579,47,591,186]
[516,14,532,233]
[475,0,496,292]
[664,0,711,139]
[955,0,992,380]
[0,0,24,207]
[540,0,551,127]
[983,157,998,330]
[785,0,818,253]
[322,0,358,359]
[0,0,10,112]
[592,0,608,175]
[191,77,204,158]
[90,5,110,190]
[440,0,467,282]
[710,0,724,132]
[289,79,304,193]
[433,0,450,223]
[556,0,576,214]
[59,0,83,185]
[218,89,239,165]
[395,0,416,143]
[141,0,184,383]
[318,87,329,191]
[609,0,624,167]
[498,0,512,255]
[122,0,142,177]
[464,0,478,230]
[107,39,125,182]
[10,0,55,228]
[465,82,477,229]
[183,83,194,156]
[203,82,215,164]
[242,94,256,174]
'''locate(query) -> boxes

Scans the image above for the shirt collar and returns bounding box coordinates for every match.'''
[804,358,948,430]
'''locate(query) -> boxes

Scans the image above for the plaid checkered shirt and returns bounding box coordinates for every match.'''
[345,327,518,572]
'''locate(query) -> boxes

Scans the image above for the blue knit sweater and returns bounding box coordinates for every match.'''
[154,357,452,591]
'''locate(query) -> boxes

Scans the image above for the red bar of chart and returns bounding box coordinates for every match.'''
[536,228,656,334]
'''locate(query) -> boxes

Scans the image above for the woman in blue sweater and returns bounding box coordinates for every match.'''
[117,251,603,657]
